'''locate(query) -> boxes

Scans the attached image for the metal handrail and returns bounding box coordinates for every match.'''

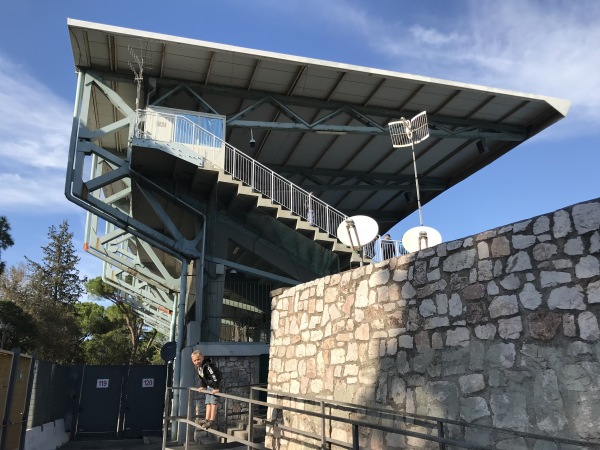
[256,387,600,450]
[136,109,377,257]
[163,385,600,450]
[372,235,408,261]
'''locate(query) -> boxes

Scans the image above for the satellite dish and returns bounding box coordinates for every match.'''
[160,341,177,362]
[402,226,442,253]
[336,215,379,250]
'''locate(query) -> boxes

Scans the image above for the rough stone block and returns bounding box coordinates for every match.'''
[572,201,600,234]
[466,302,489,324]
[578,311,600,341]
[529,311,561,340]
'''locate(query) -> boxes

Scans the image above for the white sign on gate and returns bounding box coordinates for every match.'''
[96,378,109,388]
[142,378,154,388]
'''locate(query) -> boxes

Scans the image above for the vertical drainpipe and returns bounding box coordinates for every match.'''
[171,258,188,442]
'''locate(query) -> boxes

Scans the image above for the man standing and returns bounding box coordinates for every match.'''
[191,349,223,429]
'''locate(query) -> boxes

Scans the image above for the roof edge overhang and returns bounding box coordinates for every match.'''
[67,18,570,119]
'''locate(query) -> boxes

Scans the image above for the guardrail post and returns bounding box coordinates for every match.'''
[186,388,194,449]
[437,420,447,450]
[232,147,237,179]
[162,383,171,450]
[248,388,255,446]
[352,423,359,450]
[320,401,326,449]
[224,395,229,433]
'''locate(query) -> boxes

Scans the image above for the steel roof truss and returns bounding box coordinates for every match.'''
[186,83,527,141]
[103,265,174,311]
[69,72,203,259]
[98,279,171,334]
[149,79,525,141]
[85,212,180,291]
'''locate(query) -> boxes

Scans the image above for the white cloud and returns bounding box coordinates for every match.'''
[409,25,468,47]
[0,53,73,211]
[0,172,73,210]
[323,0,600,135]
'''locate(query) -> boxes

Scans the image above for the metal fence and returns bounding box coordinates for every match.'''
[27,361,75,430]
[372,236,408,262]
[202,280,274,343]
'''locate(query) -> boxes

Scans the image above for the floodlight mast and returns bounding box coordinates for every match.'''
[388,111,430,227]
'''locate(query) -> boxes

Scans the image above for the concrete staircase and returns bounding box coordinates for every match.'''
[188,415,266,449]
[131,137,358,268]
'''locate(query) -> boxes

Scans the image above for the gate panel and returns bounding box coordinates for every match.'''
[75,365,125,439]
[0,352,10,447]
[0,351,34,450]
[121,366,166,438]
[5,355,32,450]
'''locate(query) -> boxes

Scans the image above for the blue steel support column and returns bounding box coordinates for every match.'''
[195,216,207,325]
[64,69,85,195]
[171,259,188,442]
[169,293,178,342]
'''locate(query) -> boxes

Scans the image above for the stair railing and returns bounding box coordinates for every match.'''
[136,109,377,257]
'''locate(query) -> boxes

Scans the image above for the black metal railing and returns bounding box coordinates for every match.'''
[162,385,600,450]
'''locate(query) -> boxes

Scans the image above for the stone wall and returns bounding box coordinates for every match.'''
[192,355,261,421]
[267,198,600,449]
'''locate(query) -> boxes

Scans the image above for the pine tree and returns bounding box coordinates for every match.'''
[85,277,160,365]
[0,216,15,276]
[17,220,87,363]
[0,301,37,351]
[27,220,85,306]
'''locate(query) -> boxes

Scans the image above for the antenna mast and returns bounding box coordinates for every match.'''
[128,39,151,112]
[388,112,442,252]
[388,111,429,226]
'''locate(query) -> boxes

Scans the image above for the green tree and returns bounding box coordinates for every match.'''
[14,221,87,363]
[0,265,82,362]
[75,301,114,340]
[0,216,14,276]
[0,237,86,363]
[24,293,83,363]
[0,264,30,304]
[27,220,85,306]
[82,328,132,365]
[0,301,37,352]
[85,277,160,364]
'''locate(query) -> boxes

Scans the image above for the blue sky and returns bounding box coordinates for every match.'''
[0,0,599,279]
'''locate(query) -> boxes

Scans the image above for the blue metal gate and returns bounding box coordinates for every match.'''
[121,366,166,438]
[74,365,166,440]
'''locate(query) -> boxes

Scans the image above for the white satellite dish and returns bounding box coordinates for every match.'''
[336,215,379,250]
[402,226,442,253]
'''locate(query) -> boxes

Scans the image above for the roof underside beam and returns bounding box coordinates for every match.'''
[222,91,525,142]
[150,79,528,142]
[269,165,448,192]
[228,117,523,141]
